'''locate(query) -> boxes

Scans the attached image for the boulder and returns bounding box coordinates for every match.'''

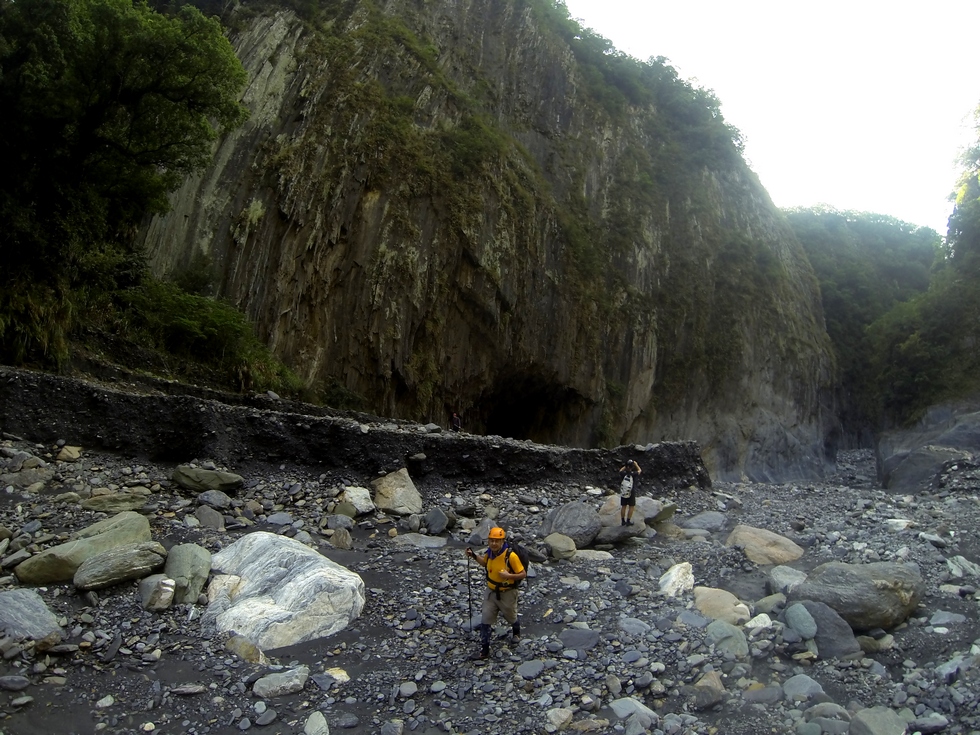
[543,532,576,560]
[391,533,446,549]
[539,501,602,548]
[725,524,804,565]
[252,665,310,698]
[637,497,676,523]
[0,589,63,641]
[371,469,423,515]
[14,511,151,584]
[597,495,645,525]
[676,510,728,532]
[172,465,244,494]
[849,705,910,735]
[73,541,168,590]
[795,600,862,659]
[594,523,646,544]
[164,543,212,604]
[56,445,82,462]
[767,565,807,594]
[80,491,149,512]
[660,562,694,597]
[787,561,924,630]
[423,507,449,534]
[704,619,748,659]
[693,587,750,625]
[329,527,353,549]
[339,486,375,515]
[558,627,600,650]
[139,574,176,611]
[198,489,233,510]
[205,531,365,651]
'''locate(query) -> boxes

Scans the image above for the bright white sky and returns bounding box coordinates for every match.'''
[561,0,980,234]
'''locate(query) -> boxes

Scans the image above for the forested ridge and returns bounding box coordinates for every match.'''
[1,0,979,447]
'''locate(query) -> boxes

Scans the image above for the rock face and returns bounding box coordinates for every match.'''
[136,2,837,482]
[877,400,980,489]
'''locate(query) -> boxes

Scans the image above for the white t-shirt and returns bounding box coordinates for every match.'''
[620,474,634,496]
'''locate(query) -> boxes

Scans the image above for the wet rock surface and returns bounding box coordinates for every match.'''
[1,376,980,734]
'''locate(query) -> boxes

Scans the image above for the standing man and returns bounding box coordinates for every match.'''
[451,412,462,432]
[464,527,525,660]
[619,459,642,526]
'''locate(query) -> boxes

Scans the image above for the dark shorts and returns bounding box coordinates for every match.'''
[621,493,636,507]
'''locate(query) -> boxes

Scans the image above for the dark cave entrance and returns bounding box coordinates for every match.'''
[481,373,587,443]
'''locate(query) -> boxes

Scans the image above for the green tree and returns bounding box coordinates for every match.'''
[785,207,940,440]
[862,105,980,426]
[0,0,247,362]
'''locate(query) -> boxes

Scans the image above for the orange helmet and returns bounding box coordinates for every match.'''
[488,527,506,540]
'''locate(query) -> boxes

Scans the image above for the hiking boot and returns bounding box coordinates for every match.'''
[469,646,489,660]
[621,519,626,526]
[626,519,634,526]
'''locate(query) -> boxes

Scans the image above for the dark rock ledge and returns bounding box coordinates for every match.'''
[0,366,711,493]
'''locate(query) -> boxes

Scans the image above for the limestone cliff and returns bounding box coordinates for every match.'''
[138,0,838,481]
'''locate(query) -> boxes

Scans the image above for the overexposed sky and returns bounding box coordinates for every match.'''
[562,0,980,234]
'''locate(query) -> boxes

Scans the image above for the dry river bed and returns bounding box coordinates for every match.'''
[1,441,980,735]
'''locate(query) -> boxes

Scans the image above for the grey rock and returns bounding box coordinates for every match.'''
[423,507,449,535]
[198,489,233,509]
[172,465,244,494]
[539,501,602,548]
[782,673,825,703]
[848,705,909,735]
[139,573,176,611]
[195,505,226,531]
[164,543,212,604]
[787,561,924,630]
[14,511,151,584]
[558,628,600,650]
[0,589,63,641]
[330,527,353,549]
[797,599,862,659]
[253,665,309,698]
[785,602,818,639]
[73,541,168,590]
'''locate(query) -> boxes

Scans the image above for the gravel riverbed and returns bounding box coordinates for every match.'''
[2,437,980,735]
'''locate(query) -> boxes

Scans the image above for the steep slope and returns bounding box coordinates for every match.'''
[138,0,837,481]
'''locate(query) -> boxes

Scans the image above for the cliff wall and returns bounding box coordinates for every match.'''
[138,1,838,481]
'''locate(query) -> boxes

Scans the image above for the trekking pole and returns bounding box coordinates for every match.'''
[466,553,473,635]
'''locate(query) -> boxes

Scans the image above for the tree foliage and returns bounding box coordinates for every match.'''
[0,0,248,362]
[862,105,980,425]
[785,207,941,437]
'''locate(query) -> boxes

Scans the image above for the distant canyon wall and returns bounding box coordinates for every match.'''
[139,1,839,481]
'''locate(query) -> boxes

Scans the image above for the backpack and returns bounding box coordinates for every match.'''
[504,542,530,585]
[620,473,634,497]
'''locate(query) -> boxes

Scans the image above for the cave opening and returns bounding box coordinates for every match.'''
[481,372,586,444]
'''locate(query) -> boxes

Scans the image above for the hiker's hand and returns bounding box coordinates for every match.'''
[465,548,474,559]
